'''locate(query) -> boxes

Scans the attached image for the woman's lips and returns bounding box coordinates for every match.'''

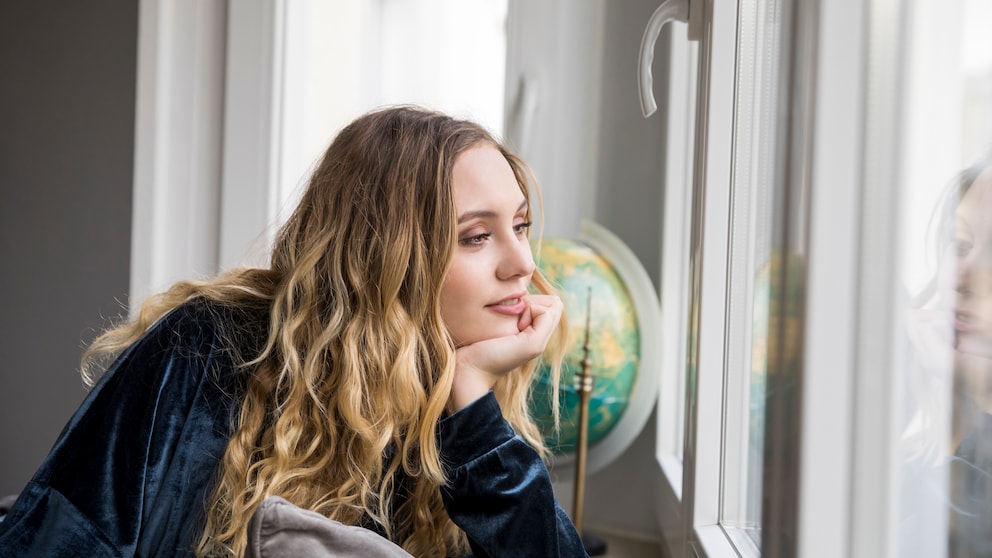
[486,297,526,315]
[954,310,979,334]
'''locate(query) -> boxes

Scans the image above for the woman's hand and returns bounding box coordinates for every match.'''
[448,294,563,412]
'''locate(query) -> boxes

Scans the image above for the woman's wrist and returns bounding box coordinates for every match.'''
[448,364,497,413]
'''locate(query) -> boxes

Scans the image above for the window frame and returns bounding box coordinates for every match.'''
[652,0,870,556]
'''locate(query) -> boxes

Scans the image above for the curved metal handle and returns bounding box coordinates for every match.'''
[638,0,690,117]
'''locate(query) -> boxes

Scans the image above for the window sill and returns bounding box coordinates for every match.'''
[695,525,747,558]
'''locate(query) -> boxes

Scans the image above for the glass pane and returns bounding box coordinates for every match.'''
[722,0,788,551]
[897,1,992,556]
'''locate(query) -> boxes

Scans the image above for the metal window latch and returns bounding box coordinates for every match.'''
[638,0,703,117]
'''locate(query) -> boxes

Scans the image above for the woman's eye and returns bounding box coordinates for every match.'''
[460,232,491,246]
[956,239,973,257]
[514,221,533,235]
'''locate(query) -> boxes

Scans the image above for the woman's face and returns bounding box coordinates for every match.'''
[440,144,535,347]
[953,166,992,360]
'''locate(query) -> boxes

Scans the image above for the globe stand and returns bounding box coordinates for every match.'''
[573,287,607,556]
[581,533,608,556]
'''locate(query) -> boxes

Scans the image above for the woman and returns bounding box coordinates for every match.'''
[903,157,992,557]
[0,106,586,557]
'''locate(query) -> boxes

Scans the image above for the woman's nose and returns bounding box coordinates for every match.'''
[956,253,974,299]
[497,238,536,280]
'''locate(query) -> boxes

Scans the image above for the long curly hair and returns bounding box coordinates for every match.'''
[80,106,567,557]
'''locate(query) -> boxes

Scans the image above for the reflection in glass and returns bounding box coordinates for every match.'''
[944,162,992,556]
[904,161,992,557]
[721,0,790,550]
[897,1,992,555]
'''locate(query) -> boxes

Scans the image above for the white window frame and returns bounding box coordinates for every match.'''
[131,0,228,313]
[652,0,874,556]
[796,0,867,555]
[131,0,287,306]
[651,0,740,554]
[657,19,697,482]
[687,0,738,555]
[655,24,697,558]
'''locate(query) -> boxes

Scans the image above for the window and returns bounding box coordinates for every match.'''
[652,0,992,556]
[276,0,509,223]
[660,0,813,555]
[893,1,992,555]
[720,0,789,550]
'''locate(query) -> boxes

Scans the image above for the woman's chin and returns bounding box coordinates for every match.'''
[954,335,992,361]
[452,323,522,348]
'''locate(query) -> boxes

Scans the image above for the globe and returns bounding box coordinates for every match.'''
[528,221,660,473]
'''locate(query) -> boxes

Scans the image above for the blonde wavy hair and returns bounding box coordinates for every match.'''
[80,106,566,557]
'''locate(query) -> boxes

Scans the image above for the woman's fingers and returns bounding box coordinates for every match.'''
[449,295,564,412]
[461,295,562,373]
[519,294,563,345]
[517,302,533,331]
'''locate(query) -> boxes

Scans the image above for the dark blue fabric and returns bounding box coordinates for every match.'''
[947,412,992,557]
[439,394,589,558]
[0,301,243,557]
[0,301,587,557]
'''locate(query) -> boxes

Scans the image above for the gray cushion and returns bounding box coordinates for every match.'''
[246,496,414,558]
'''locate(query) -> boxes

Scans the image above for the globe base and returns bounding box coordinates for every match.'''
[582,532,608,556]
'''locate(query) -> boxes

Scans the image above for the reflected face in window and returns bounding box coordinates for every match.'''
[953,166,992,362]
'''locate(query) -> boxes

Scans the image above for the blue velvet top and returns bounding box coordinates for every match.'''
[0,301,587,557]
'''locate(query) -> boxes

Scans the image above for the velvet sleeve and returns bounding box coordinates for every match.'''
[437,392,589,558]
[0,302,242,557]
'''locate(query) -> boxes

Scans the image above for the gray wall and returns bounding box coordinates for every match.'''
[584,0,668,536]
[0,3,137,497]
[544,0,670,539]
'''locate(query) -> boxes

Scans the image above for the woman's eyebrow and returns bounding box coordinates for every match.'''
[457,209,497,224]
[457,200,528,224]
